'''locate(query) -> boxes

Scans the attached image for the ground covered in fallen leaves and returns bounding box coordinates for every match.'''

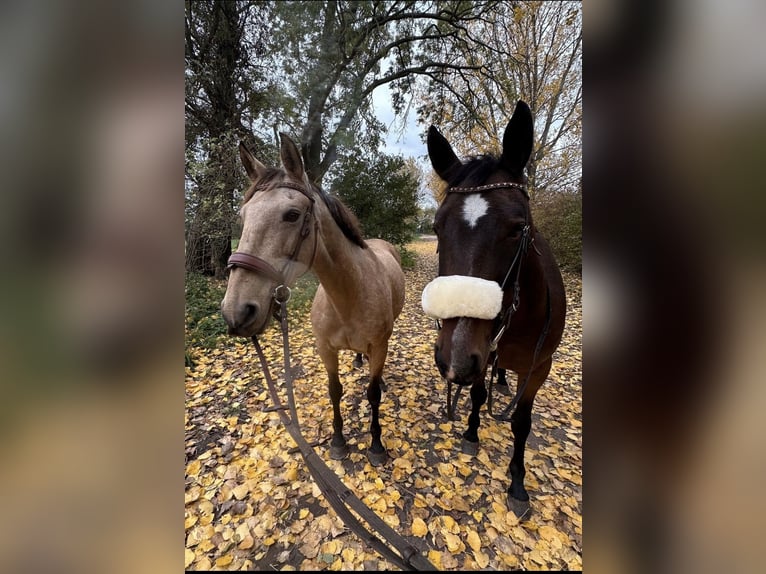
[185,238,582,571]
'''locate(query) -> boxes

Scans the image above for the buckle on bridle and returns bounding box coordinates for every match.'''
[273,284,292,304]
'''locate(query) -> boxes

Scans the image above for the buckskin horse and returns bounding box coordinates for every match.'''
[422,100,567,516]
[221,133,405,466]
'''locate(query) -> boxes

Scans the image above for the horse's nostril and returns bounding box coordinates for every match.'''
[243,303,258,325]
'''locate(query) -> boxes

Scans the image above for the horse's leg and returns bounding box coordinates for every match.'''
[365,343,389,466]
[496,367,510,395]
[460,380,488,456]
[507,357,552,517]
[317,344,348,460]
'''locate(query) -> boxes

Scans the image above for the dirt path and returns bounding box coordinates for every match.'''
[185,238,582,571]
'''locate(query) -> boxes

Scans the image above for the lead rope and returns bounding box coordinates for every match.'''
[251,300,437,571]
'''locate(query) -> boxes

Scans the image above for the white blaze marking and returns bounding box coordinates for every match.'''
[462,194,489,228]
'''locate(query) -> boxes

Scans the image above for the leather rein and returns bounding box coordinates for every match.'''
[440,181,552,423]
[227,182,436,570]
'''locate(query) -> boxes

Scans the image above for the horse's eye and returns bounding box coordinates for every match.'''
[508,223,525,238]
[283,209,301,223]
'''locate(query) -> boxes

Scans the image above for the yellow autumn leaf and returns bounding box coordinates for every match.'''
[284,466,298,481]
[505,510,520,527]
[238,535,254,550]
[232,483,250,500]
[466,529,482,553]
[184,515,198,530]
[341,548,355,562]
[473,549,489,569]
[185,486,201,505]
[441,515,457,532]
[184,548,195,568]
[444,532,463,553]
[411,517,428,537]
[437,462,455,478]
[427,550,443,570]
[215,554,233,567]
[187,460,201,477]
[299,508,309,520]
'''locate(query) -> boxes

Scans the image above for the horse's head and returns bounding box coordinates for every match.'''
[221,133,318,336]
[424,100,534,386]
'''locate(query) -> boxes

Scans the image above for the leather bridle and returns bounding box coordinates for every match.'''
[439,181,552,422]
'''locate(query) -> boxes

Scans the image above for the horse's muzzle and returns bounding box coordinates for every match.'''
[222,301,269,337]
[447,352,484,386]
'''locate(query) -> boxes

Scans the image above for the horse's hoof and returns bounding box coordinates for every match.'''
[461,438,479,456]
[330,444,349,460]
[367,448,388,467]
[507,496,531,519]
[352,356,363,369]
[494,382,511,396]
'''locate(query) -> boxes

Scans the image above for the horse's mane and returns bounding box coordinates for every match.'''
[243,169,367,249]
[317,187,367,249]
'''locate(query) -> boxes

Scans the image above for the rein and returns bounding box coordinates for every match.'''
[440,181,549,422]
[251,299,437,571]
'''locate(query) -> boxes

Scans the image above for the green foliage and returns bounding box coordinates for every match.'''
[185,272,228,356]
[330,153,420,248]
[532,190,582,274]
[398,246,417,270]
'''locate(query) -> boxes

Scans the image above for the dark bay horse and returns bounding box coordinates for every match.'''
[221,134,405,466]
[423,100,567,516]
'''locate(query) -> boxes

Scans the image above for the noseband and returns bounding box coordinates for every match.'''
[226,181,318,303]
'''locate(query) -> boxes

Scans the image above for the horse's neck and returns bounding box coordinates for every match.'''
[310,211,367,309]
[518,244,549,313]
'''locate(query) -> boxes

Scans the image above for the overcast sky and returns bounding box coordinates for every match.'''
[371,84,427,163]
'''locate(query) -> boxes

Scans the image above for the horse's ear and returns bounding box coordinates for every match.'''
[279,132,306,181]
[239,141,266,182]
[501,100,534,175]
[427,125,461,182]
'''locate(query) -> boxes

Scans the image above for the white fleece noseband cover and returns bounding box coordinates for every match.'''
[421,275,503,320]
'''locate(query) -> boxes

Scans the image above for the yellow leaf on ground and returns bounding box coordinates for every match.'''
[437,462,455,478]
[341,548,355,562]
[184,549,195,568]
[411,517,428,537]
[444,532,463,553]
[466,529,482,553]
[427,550,443,570]
[215,554,233,567]
[473,549,489,569]
[232,483,249,500]
[184,515,198,530]
[441,515,457,532]
[299,508,309,520]
[284,467,298,481]
[187,460,201,477]
[238,535,254,550]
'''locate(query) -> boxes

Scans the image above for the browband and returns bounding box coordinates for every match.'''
[449,181,528,198]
